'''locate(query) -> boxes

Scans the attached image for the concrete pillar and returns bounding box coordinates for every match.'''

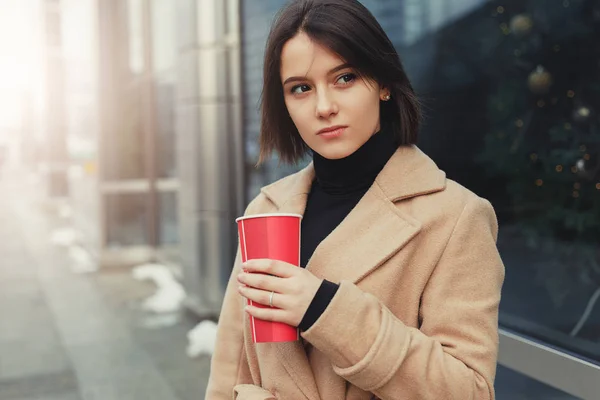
[176,0,244,317]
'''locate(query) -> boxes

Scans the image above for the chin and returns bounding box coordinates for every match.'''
[313,143,359,160]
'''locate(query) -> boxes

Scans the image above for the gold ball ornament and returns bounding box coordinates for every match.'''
[572,106,592,124]
[528,66,553,95]
[510,14,533,37]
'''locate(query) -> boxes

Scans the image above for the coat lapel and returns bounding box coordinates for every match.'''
[258,146,446,399]
[261,161,314,215]
[305,183,421,283]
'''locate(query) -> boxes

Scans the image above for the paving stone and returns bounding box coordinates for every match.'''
[11,393,82,400]
[0,370,79,400]
[161,361,211,400]
[79,370,178,400]
[66,339,151,384]
[0,337,71,380]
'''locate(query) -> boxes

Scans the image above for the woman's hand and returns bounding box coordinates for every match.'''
[237,259,323,327]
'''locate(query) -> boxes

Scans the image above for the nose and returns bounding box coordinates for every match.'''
[315,89,338,119]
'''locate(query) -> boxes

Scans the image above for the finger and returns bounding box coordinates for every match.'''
[238,285,291,309]
[238,285,274,307]
[238,271,285,292]
[245,304,291,325]
[243,259,297,278]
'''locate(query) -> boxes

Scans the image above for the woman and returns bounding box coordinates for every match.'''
[206,0,504,399]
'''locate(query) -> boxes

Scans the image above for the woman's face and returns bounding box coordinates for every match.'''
[280,32,389,160]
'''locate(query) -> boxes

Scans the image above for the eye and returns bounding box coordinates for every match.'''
[291,84,311,94]
[336,73,356,85]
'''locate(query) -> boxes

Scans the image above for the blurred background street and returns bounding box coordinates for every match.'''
[1,0,599,398]
[0,173,211,400]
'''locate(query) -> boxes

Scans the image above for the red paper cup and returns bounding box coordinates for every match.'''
[236,213,302,343]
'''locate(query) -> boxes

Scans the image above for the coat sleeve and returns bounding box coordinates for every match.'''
[301,196,505,400]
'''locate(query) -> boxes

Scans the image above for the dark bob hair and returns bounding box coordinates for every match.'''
[259,0,421,164]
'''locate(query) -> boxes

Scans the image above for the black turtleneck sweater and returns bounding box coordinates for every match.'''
[297,126,398,331]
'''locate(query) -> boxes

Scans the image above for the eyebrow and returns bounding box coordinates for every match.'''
[282,63,352,86]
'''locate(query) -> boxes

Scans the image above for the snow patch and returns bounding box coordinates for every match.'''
[58,203,73,219]
[132,263,186,313]
[68,245,98,274]
[186,320,218,358]
[50,227,79,247]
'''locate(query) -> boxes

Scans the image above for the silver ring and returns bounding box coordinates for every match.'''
[269,291,274,307]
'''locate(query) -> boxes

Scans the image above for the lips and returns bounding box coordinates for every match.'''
[317,125,347,135]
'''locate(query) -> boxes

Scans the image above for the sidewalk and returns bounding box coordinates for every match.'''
[0,172,210,400]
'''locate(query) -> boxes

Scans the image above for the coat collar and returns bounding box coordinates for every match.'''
[258,146,446,400]
[260,145,446,209]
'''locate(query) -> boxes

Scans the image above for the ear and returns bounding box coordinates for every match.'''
[380,87,391,101]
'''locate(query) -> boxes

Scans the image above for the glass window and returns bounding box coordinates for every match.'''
[127,0,144,75]
[151,0,177,179]
[242,0,600,365]
[398,0,600,364]
[159,191,178,245]
[101,79,146,180]
[102,0,147,181]
[153,79,176,178]
[150,0,176,75]
[105,193,150,247]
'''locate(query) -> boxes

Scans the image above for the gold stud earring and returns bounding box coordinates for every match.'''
[382,94,391,101]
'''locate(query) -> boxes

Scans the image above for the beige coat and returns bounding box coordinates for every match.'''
[206,146,505,400]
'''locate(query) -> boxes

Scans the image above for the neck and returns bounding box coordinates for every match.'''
[312,125,398,195]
